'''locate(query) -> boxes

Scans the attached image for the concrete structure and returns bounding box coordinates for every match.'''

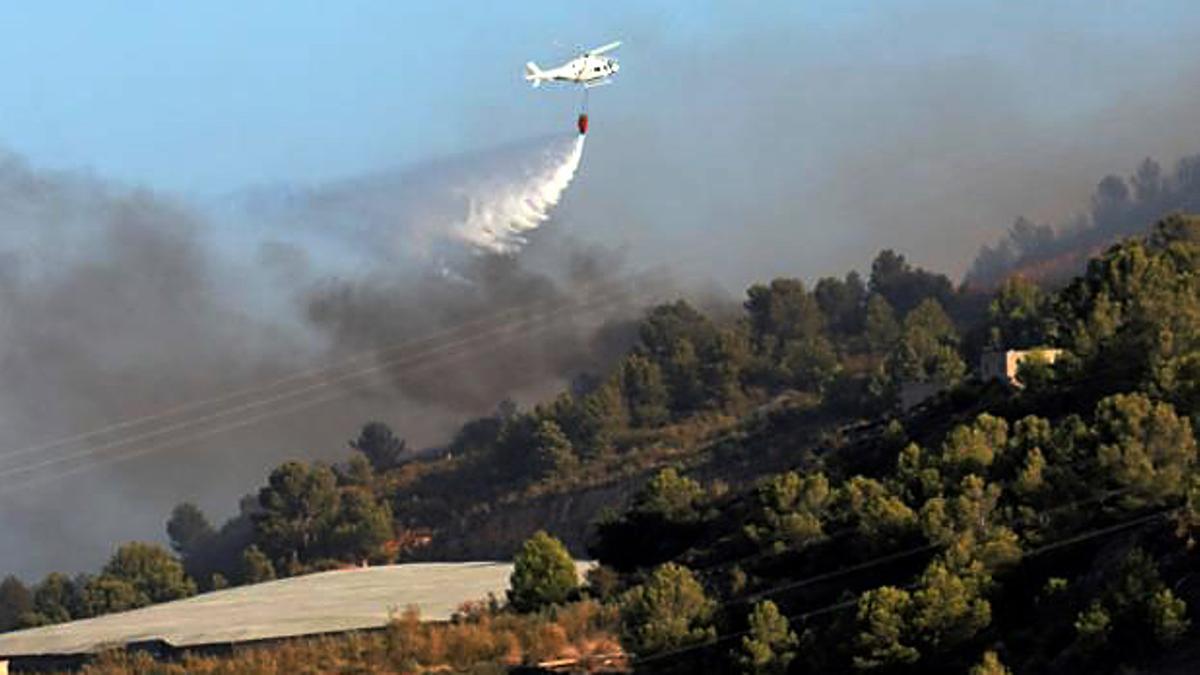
[979,348,1063,387]
[0,561,591,671]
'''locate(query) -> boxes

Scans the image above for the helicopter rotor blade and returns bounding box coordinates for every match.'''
[585,40,621,56]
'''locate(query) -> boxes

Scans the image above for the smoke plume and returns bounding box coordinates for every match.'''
[0,134,647,580]
[966,154,1200,287]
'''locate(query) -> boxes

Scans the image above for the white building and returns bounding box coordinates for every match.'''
[979,348,1063,387]
[0,561,591,671]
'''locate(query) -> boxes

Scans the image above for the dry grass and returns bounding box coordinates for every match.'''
[71,600,622,674]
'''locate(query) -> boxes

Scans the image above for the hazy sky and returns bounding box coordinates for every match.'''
[2,2,1199,285]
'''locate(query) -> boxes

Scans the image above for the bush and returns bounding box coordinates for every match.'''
[619,563,716,656]
[508,531,579,612]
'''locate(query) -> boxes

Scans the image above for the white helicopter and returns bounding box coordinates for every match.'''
[524,41,621,88]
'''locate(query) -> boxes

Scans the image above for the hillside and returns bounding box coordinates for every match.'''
[3,214,1200,673]
[967,153,1200,288]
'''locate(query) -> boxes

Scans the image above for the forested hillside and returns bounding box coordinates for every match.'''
[584,214,1200,673]
[968,153,1200,287]
[4,215,1200,674]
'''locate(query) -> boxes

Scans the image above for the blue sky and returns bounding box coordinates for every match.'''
[0,1,1179,193]
[1,2,1199,277]
[0,1,787,193]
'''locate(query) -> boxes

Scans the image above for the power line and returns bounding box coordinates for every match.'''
[631,505,1177,667]
[0,274,644,466]
[723,487,1134,605]
[687,464,1134,581]
[0,283,661,491]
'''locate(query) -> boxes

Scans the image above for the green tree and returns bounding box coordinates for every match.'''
[1013,447,1047,498]
[590,469,709,571]
[1176,473,1200,545]
[869,250,955,316]
[864,295,901,355]
[30,573,77,625]
[0,576,32,632]
[910,560,992,650]
[1093,393,1196,505]
[1073,601,1111,653]
[1148,588,1189,645]
[79,575,145,617]
[663,336,706,413]
[328,488,394,563]
[895,443,943,504]
[1106,548,1190,646]
[778,335,840,393]
[336,453,375,487]
[631,468,705,522]
[637,301,720,413]
[350,421,407,472]
[889,298,965,385]
[986,276,1046,349]
[621,354,670,427]
[1052,216,1200,410]
[102,542,197,604]
[939,414,1009,477]
[639,301,720,359]
[702,328,751,409]
[532,419,579,480]
[815,271,867,336]
[853,585,919,669]
[572,381,625,456]
[1010,415,1053,459]
[920,476,1021,571]
[744,278,826,349]
[746,471,832,552]
[840,476,918,545]
[970,650,1012,675]
[620,563,716,656]
[736,600,798,675]
[508,531,579,612]
[255,461,341,567]
[239,545,276,584]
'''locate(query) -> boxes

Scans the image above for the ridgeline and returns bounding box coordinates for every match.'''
[4,215,1200,674]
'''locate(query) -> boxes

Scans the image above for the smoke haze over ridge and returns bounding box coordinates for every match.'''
[540,2,1200,289]
[0,136,646,580]
[3,2,1200,579]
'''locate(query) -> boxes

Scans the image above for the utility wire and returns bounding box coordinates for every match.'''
[725,486,1135,605]
[0,274,645,466]
[687,463,1134,580]
[0,283,661,491]
[632,505,1177,667]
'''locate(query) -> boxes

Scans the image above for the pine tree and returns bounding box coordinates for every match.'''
[508,531,579,612]
[532,419,579,480]
[621,354,670,427]
[736,600,798,674]
[240,545,277,584]
[619,563,716,655]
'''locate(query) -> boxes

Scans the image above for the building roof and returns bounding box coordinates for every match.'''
[0,561,591,658]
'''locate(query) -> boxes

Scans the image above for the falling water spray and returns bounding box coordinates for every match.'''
[453,134,587,254]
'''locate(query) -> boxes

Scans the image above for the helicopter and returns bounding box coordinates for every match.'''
[524,41,621,89]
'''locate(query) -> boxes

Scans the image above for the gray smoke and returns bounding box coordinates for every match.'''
[967,154,1200,286]
[6,3,1200,582]
[0,140,652,581]
[548,6,1200,289]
